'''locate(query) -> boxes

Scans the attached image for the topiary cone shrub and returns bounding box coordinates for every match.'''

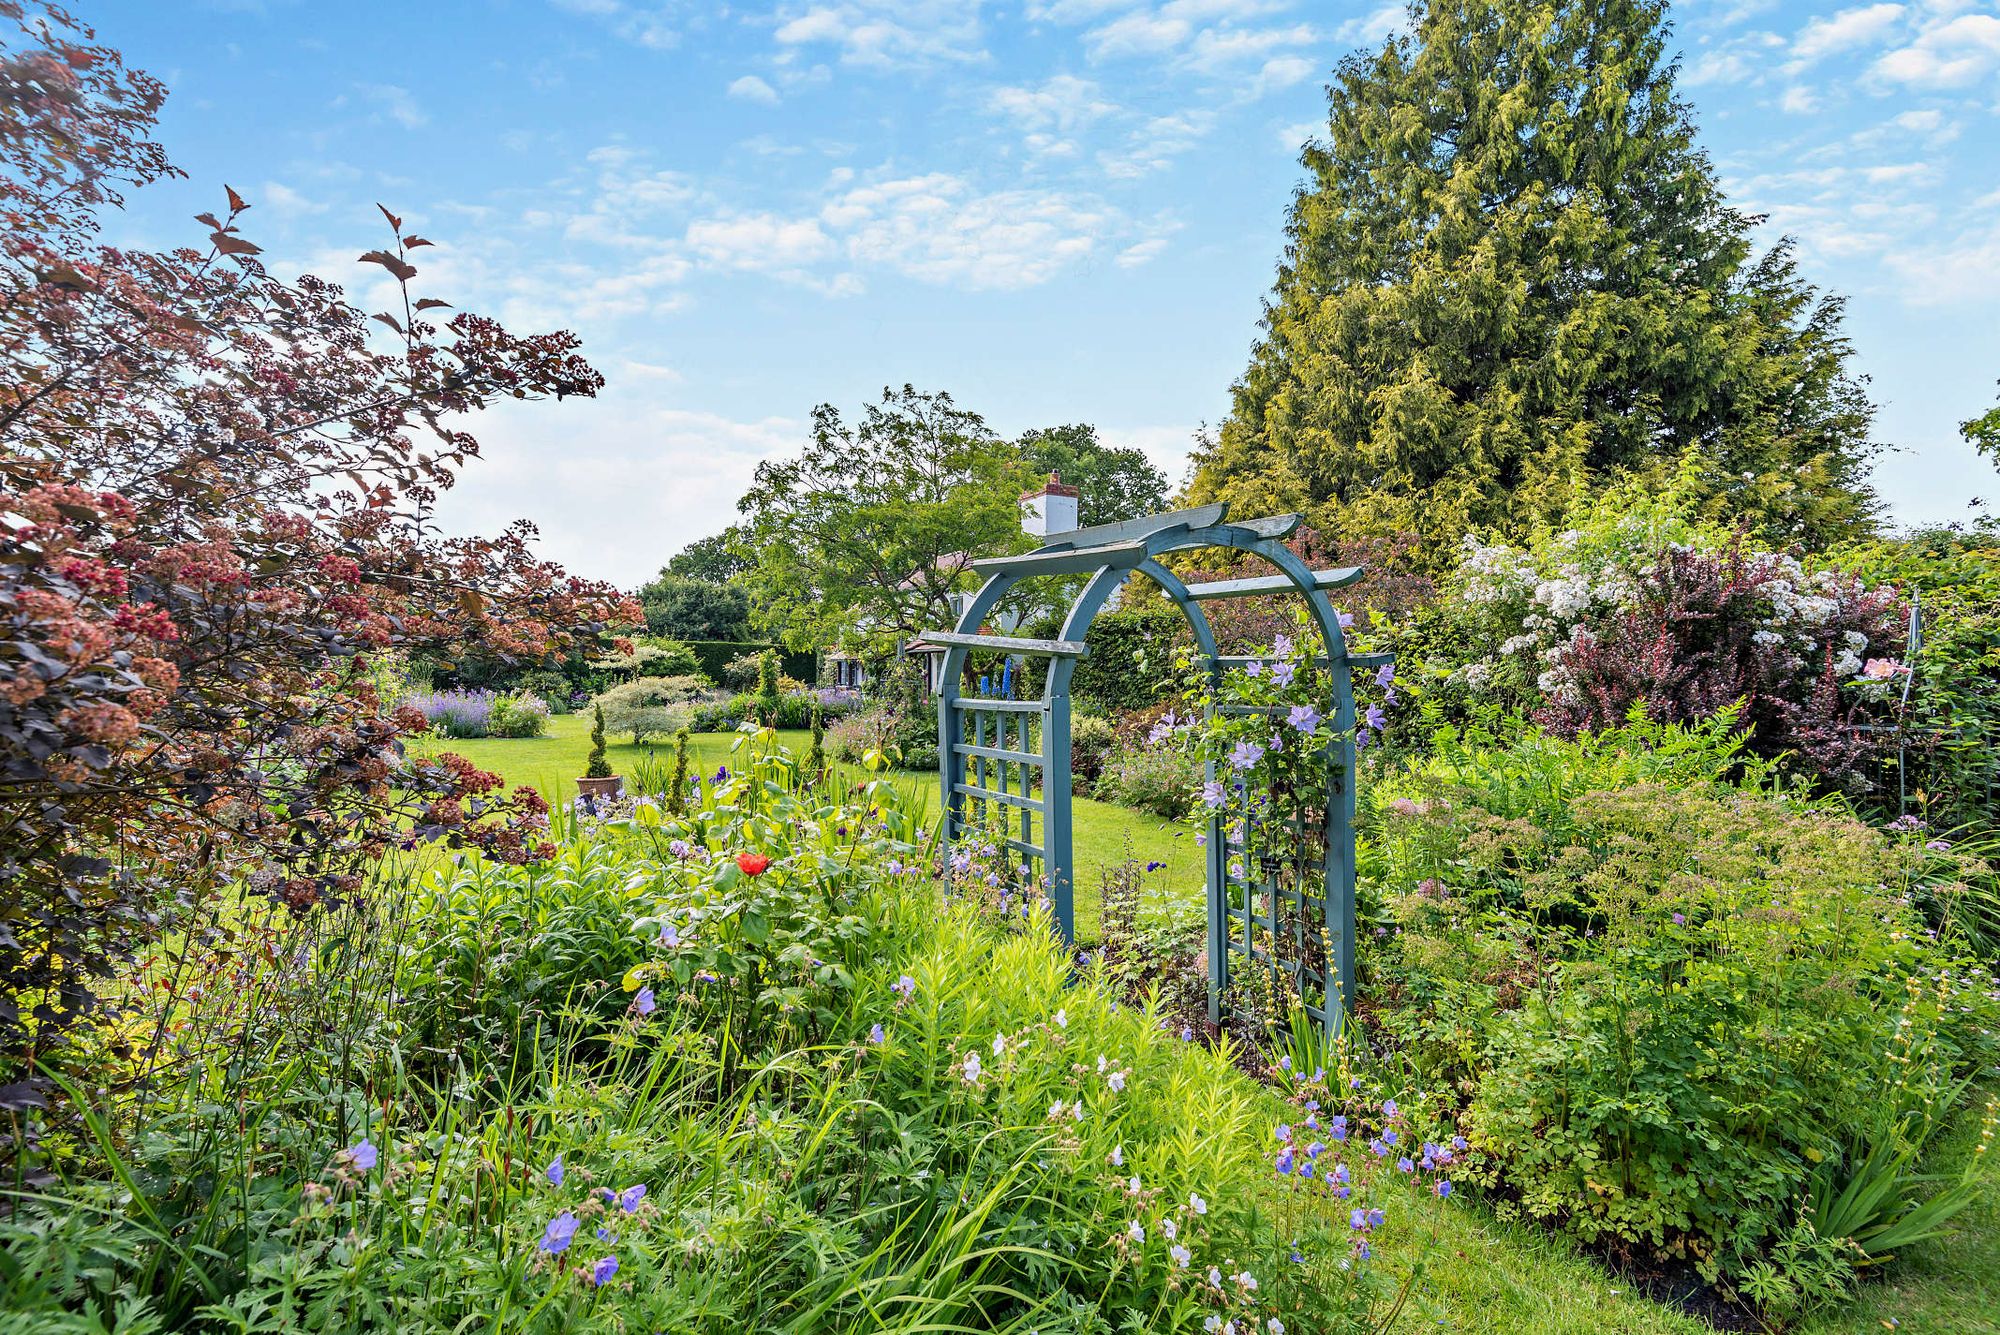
[578,703,622,799]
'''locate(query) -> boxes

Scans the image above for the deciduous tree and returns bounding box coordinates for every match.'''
[737,386,1030,649]
[0,3,635,1086]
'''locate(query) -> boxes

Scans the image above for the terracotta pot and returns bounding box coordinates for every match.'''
[575,775,623,801]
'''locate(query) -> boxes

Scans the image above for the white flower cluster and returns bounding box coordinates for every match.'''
[1448,529,1891,705]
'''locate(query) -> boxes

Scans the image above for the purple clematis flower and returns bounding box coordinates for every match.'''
[1287,704,1320,734]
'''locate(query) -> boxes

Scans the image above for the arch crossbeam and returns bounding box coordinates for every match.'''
[927,502,1378,1035]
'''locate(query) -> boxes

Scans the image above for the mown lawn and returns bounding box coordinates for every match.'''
[419,712,1202,945]
[421,714,2000,1334]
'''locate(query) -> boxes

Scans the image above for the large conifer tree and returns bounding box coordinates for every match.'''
[1190,0,1879,566]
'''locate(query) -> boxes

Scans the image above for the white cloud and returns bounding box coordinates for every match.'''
[1790,3,1905,64]
[1274,118,1319,152]
[1884,214,2000,304]
[824,174,1113,288]
[1780,83,1821,112]
[728,74,781,103]
[1098,111,1214,178]
[772,2,990,69]
[1086,9,1192,57]
[1114,237,1170,267]
[685,212,838,272]
[1184,22,1316,70]
[431,390,802,587]
[1872,13,2000,85]
[258,182,326,216]
[560,148,702,249]
[1332,3,1404,45]
[551,0,680,49]
[354,83,428,129]
[1249,53,1318,94]
[987,74,1117,131]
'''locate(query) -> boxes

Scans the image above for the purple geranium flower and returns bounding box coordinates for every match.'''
[589,1254,619,1286]
[546,1154,564,1186]
[540,1211,580,1254]
[633,987,656,1016]
[346,1138,378,1172]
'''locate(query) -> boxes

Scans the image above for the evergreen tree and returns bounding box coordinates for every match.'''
[1189,0,1879,568]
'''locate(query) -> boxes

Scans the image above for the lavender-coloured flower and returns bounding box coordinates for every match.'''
[345,1138,378,1172]
[539,1211,580,1254]
[1364,702,1386,731]
[1228,740,1265,771]
[1270,659,1296,687]
[1201,780,1228,810]
[869,1022,885,1044]
[546,1154,564,1186]
[589,1254,619,1286]
[633,987,656,1016]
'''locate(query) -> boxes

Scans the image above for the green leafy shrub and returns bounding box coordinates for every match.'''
[590,636,705,682]
[1097,737,1200,818]
[1364,721,2000,1286]
[487,690,552,738]
[1824,523,2000,826]
[517,668,576,713]
[594,674,710,742]
[1069,712,1119,789]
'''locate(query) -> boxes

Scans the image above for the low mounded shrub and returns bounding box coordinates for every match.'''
[1098,743,1200,819]
[488,691,552,738]
[1069,712,1119,789]
[593,675,711,743]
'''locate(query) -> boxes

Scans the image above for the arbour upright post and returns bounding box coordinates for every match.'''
[929,503,1387,1036]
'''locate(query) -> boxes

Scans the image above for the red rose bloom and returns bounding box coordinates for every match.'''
[736,853,771,876]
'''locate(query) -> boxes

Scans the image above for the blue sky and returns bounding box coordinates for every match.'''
[94,0,2000,587]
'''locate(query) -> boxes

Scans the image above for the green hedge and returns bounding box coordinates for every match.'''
[1015,606,1187,713]
[681,640,817,685]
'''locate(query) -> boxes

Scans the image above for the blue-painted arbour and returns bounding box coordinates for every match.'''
[929,503,1388,1035]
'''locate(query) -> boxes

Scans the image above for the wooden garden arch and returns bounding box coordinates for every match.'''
[929,503,1388,1034]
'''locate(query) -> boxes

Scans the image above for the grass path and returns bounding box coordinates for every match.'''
[419,712,1202,944]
